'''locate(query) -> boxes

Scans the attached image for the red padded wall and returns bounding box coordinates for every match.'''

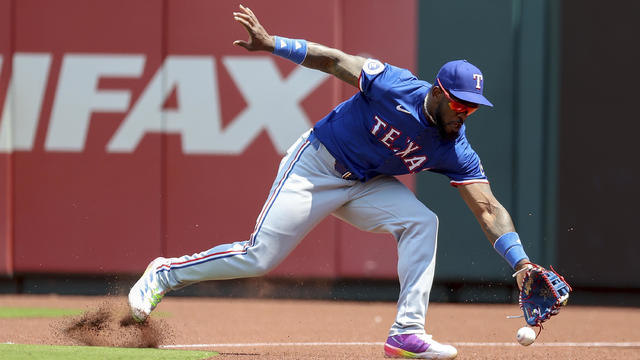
[0,0,416,279]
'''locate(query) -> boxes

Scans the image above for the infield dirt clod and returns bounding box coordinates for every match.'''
[58,299,172,348]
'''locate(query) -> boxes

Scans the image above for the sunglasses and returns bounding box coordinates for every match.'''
[437,78,479,116]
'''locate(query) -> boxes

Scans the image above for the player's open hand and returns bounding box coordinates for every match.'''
[233,4,275,52]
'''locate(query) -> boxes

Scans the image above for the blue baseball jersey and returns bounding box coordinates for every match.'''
[313,59,489,186]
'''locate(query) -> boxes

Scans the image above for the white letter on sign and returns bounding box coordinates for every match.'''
[222,56,329,154]
[0,54,52,152]
[108,56,221,153]
[109,56,329,154]
[45,54,145,151]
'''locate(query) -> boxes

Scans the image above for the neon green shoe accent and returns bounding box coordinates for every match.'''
[149,289,164,309]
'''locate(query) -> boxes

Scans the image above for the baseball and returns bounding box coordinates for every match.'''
[516,326,536,346]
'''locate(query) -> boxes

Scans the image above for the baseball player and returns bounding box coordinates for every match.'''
[129,5,538,359]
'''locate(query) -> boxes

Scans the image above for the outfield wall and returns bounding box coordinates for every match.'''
[0,0,415,278]
[1,0,638,296]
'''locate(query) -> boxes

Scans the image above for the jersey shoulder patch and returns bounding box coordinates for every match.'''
[363,58,385,75]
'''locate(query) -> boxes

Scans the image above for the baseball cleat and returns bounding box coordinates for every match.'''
[384,333,458,359]
[128,257,169,323]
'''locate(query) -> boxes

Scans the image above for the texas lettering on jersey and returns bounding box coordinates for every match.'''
[370,115,427,173]
[313,59,488,185]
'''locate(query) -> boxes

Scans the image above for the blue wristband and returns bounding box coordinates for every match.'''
[273,36,308,64]
[493,232,529,269]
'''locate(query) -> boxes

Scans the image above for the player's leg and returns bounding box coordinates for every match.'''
[333,176,437,334]
[332,176,456,359]
[129,131,349,321]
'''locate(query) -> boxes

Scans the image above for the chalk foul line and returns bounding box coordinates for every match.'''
[160,341,640,349]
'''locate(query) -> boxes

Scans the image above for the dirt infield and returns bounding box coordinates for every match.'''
[0,294,639,359]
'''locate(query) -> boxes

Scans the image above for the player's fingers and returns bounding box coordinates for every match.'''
[243,5,257,19]
[233,12,255,29]
[233,15,252,30]
[239,4,261,28]
[233,40,250,50]
[233,12,252,22]
[238,4,253,19]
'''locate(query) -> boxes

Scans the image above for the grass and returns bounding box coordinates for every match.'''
[0,344,218,359]
[0,307,171,319]
[0,307,84,318]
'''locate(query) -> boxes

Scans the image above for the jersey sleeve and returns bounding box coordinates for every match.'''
[358,59,416,101]
[440,144,490,187]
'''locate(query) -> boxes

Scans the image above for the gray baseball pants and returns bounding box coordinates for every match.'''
[155,129,439,336]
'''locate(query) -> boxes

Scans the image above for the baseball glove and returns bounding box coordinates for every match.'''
[516,264,572,327]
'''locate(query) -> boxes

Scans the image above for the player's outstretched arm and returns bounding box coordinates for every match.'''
[301,42,366,88]
[457,182,532,288]
[232,4,365,88]
[457,182,514,242]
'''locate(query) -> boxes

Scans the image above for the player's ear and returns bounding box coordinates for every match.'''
[431,85,444,100]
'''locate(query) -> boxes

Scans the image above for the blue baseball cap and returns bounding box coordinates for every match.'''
[436,60,493,107]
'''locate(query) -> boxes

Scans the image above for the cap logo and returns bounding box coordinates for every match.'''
[473,74,483,90]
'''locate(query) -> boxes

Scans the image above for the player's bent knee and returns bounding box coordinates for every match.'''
[398,209,438,243]
[427,209,438,226]
[412,209,438,230]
